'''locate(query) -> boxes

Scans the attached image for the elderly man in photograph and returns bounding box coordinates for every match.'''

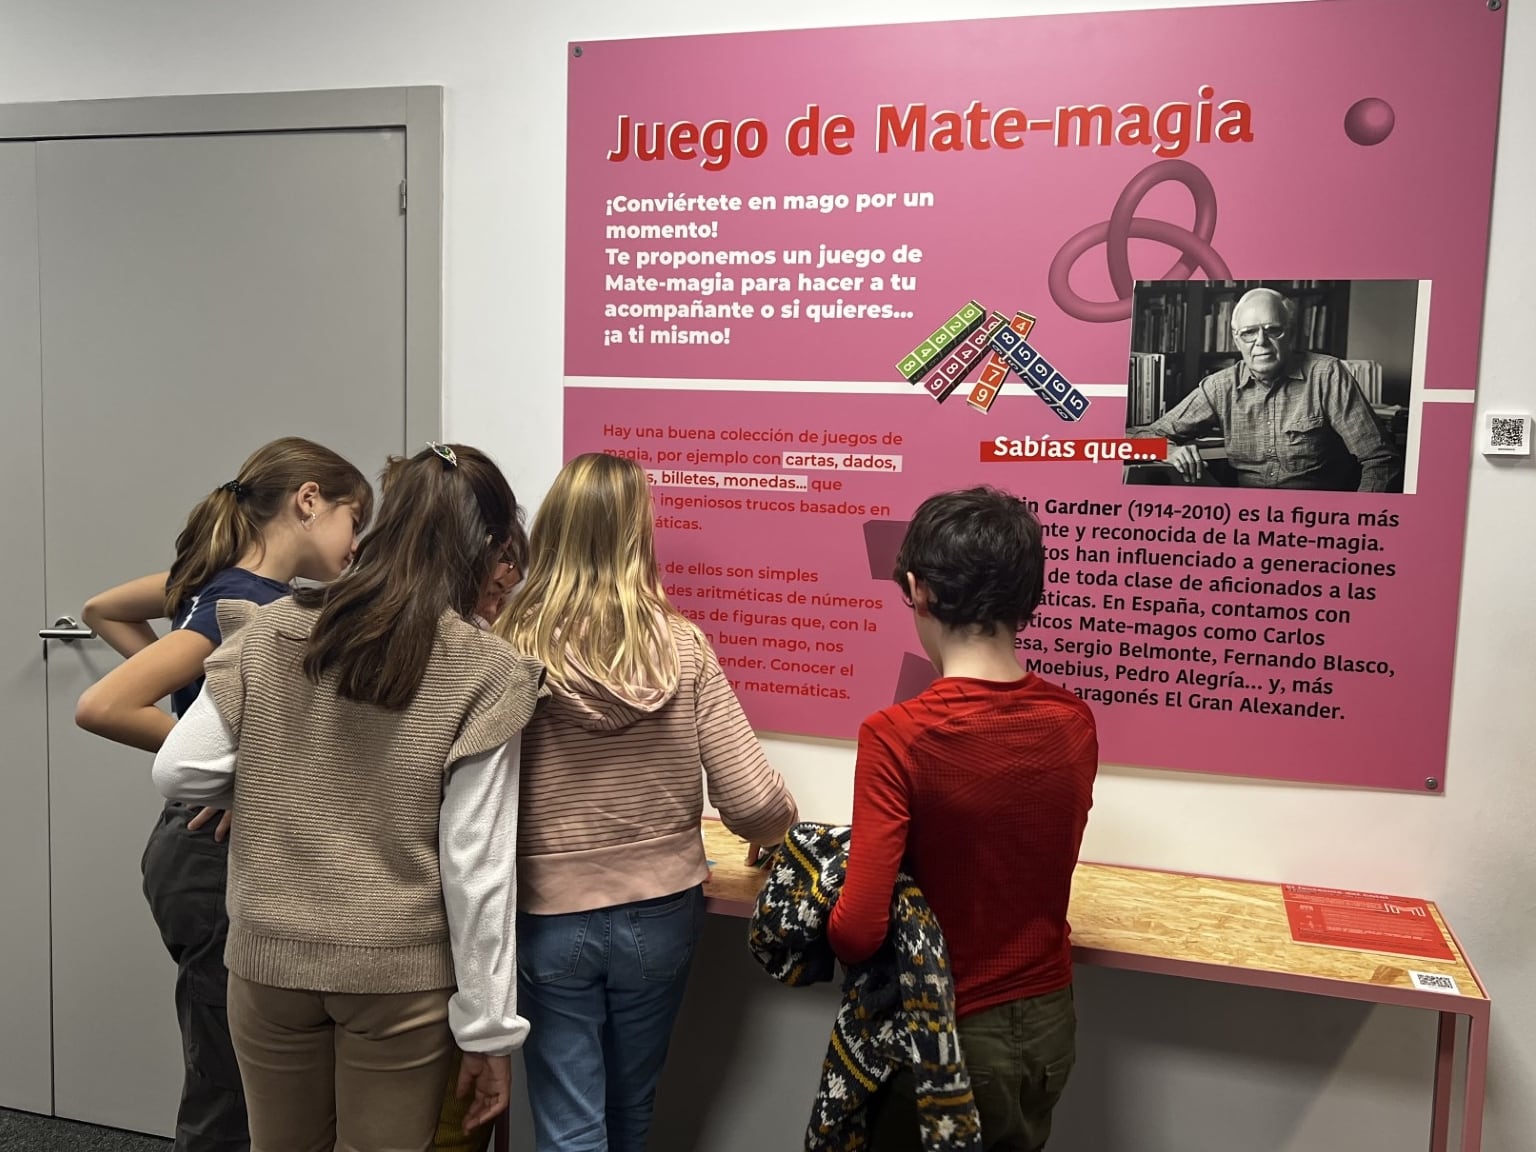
[1135,287,1401,492]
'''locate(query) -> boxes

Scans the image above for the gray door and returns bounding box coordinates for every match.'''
[37,129,407,1135]
[0,141,52,1117]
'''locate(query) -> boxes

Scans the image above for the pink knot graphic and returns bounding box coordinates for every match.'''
[1049,159,1231,324]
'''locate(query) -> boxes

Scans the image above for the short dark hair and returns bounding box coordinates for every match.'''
[892,487,1045,634]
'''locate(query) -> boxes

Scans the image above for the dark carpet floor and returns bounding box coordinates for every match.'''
[0,1109,170,1151]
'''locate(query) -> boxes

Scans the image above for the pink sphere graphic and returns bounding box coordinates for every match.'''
[1344,98,1395,146]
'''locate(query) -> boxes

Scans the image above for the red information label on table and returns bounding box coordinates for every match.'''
[1281,885,1454,961]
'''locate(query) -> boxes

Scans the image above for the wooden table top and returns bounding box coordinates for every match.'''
[701,819,1486,1008]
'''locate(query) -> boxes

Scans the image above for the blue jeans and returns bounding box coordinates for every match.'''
[517,886,705,1152]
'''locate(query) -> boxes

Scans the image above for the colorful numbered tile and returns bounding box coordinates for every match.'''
[989,326,1023,355]
[955,322,997,371]
[924,356,957,392]
[968,355,1009,413]
[1044,388,1089,421]
[1000,346,1044,388]
[925,347,980,403]
[966,321,999,352]
[967,383,998,411]
[1043,371,1071,399]
[970,312,1032,412]
[947,305,987,343]
[896,352,925,382]
[943,307,969,335]
[996,345,1033,382]
[1006,350,1051,395]
[923,360,962,402]
[952,340,983,369]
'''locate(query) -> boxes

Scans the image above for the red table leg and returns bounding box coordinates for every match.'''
[1429,1012,1455,1152]
[1460,1007,1490,1152]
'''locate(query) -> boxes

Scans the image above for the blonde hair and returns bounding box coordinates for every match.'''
[500,452,695,693]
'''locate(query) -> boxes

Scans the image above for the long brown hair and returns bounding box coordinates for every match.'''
[501,452,694,694]
[165,437,372,617]
[299,444,525,710]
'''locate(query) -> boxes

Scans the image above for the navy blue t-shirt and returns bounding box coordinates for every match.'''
[169,568,291,717]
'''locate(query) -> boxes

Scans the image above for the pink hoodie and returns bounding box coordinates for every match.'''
[514,617,796,914]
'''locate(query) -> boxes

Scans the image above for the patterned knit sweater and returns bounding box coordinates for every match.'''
[202,597,544,994]
[748,823,982,1152]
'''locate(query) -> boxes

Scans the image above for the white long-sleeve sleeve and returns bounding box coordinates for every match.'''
[156,685,527,1052]
[440,736,528,1055]
[151,688,237,808]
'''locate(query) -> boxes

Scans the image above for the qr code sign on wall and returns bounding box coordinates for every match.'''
[1486,414,1532,456]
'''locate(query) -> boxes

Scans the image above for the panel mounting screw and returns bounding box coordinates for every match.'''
[1488,0,1501,11]
[1425,777,1440,791]
[573,45,584,57]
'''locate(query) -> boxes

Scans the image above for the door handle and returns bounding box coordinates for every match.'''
[39,615,95,642]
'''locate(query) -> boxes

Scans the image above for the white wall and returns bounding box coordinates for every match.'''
[1,1,1531,1148]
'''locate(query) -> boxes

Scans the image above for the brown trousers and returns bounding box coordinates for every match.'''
[227,972,455,1152]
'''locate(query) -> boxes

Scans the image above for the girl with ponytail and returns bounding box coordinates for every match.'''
[152,444,542,1148]
[79,436,371,748]
[77,435,370,1152]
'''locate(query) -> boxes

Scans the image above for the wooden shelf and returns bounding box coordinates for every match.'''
[669,818,1492,1152]
[702,818,1483,1002]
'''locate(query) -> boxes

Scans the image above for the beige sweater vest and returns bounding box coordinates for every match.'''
[203,597,543,994]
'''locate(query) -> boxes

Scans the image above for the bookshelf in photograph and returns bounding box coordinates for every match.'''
[1128,352,1166,427]
[1129,280,1353,416]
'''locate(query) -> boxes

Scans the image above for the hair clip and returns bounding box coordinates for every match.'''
[428,442,459,469]
[220,480,248,501]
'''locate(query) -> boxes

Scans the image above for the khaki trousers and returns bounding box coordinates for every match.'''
[227,971,454,1152]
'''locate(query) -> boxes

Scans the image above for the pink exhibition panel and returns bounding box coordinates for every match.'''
[564,0,1506,791]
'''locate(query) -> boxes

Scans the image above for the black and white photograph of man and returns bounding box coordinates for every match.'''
[1124,280,1415,493]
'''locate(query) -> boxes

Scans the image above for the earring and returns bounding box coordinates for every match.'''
[303,513,316,529]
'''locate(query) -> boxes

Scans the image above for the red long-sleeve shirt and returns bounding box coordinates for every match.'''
[827,675,1098,1017]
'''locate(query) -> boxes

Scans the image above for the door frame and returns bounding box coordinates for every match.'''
[0,86,444,444]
